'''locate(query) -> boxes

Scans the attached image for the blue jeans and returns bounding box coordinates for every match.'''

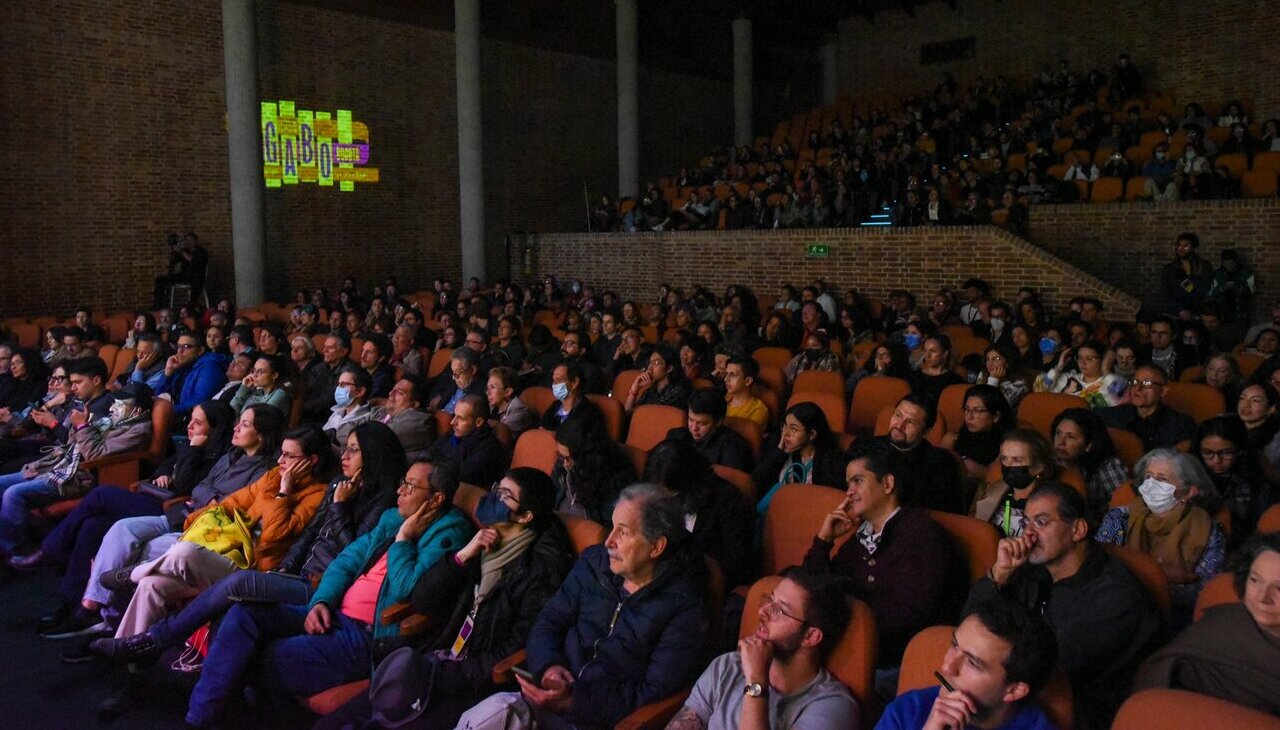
[40,486,163,603]
[146,570,313,648]
[0,470,61,552]
[187,603,371,726]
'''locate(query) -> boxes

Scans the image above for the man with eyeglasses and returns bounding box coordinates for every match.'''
[430,347,484,414]
[666,568,857,730]
[462,327,498,376]
[966,482,1163,730]
[155,329,228,422]
[323,364,374,448]
[544,328,606,395]
[1096,365,1196,452]
[182,456,472,727]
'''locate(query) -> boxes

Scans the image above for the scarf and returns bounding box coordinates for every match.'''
[476,528,537,605]
[1125,499,1212,577]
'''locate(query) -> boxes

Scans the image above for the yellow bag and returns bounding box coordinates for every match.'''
[179,506,256,569]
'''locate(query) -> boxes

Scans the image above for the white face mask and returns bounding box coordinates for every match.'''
[1138,476,1180,514]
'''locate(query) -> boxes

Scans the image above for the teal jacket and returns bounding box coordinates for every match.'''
[309,505,473,638]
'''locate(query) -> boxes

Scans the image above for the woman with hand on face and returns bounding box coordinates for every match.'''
[624,344,690,413]
[752,402,846,516]
[1096,448,1226,627]
[846,342,911,395]
[229,353,291,416]
[980,343,1034,409]
[1043,340,1125,408]
[942,385,1013,482]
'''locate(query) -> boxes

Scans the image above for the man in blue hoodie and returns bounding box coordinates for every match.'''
[156,329,227,422]
[184,456,472,727]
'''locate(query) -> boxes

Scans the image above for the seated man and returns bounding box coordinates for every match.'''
[724,356,769,430]
[874,394,965,514]
[117,333,168,391]
[323,364,375,448]
[183,456,472,727]
[370,375,435,461]
[0,382,153,557]
[542,329,606,395]
[966,482,1164,730]
[426,394,508,487]
[1137,316,1199,380]
[1095,365,1196,452]
[665,388,754,473]
[667,568,858,729]
[606,325,645,381]
[155,329,228,423]
[301,333,350,424]
[358,333,396,399]
[457,484,709,729]
[73,307,107,351]
[429,347,484,414]
[878,598,1059,730]
[805,444,964,679]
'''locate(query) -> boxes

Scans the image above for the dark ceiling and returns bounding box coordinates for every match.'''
[282,0,946,80]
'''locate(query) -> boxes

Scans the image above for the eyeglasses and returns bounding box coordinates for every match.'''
[1200,448,1237,461]
[962,406,989,415]
[49,375,67,382]
[279,452,306,461]
[342,444,361,455]
[176,343,199,351]
[1024,514,1066,531]
[1128,378,1166,389]
[398,477,428,494]
[760,594,809,625]
[490,481,522,508]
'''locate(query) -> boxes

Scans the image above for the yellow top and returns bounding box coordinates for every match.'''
[726,396,769,428]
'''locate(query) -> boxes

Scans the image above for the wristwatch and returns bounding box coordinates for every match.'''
[743,682,766,698]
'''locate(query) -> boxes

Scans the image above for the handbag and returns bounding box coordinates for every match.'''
[179,505,255,569]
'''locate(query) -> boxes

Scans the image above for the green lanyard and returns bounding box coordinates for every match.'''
[1003,497,1013,537]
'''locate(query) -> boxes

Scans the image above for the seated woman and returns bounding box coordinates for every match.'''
[1235,382,1280,455]
[751,401,846,516]
[1244,327,1279,358]
[0,347,47,412]
[644,438,756,589]
[228,352,291,415]
[1198,354,1243,407]
[1194,416,1272,547]
[846,341,911,395]
[941,384,1012,482]
[315,467,575,730]
[677,333,708,381]
[1051,408,1129,519]
[782,331,841,390]
[623,344,690,412]
[10,400,235,634]
[550,412,633,526]
[106,425,334,640]
[80,404,286,632]
[89,422,405,713]
[1133,532,1280,715]
[485,366,535,437]
[971,428,1060,537]
[1041,339,1126,408]
[981,343,1034,409]
[1096,448,1227,627]
[907,334,965,411]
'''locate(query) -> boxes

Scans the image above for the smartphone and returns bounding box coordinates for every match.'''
[511,665,537,683]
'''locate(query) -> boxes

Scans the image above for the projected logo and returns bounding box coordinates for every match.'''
[261,101,380,191]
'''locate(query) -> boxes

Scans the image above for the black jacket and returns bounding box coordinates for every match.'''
[276,475,396,577]
[684,478,757,589]
[301,362,344,424]
[1095,403,1197,452]
[426,425,509,487]
[751,443,846,495]
[1161,254,1213,314]
[664,425,754,473]
[539,397,602,432]
[409,520,575,687]
[872,435,965,514]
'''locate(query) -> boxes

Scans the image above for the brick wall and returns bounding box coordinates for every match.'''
[514,227,1142,319]
[0,0,729,317]
[1029,198,1280,316]
[838,0,1280,118]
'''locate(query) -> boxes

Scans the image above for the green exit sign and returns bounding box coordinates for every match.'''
[805,243,829,258]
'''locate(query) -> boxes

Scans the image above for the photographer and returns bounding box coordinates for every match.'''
[152,231,210,310]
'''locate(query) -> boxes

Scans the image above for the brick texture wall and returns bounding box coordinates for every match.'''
[0,0,729,317]
[514,227,1142,319]
[1029,198,1280,316]
[838,0,1280,118]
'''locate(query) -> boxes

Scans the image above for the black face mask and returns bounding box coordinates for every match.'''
[804,348,823,361]
[1002,464,1036,491]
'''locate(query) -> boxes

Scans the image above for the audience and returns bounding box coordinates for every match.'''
[667,388,754,473]
[323,364,375,447]
[1096,365,1197,451]
[752,402,846,515]
[426,393,509,487]
[875,394,965,514]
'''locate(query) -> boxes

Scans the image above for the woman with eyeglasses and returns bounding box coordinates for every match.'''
[1096,448,1226,628]
[942,384,1013,482]
[1193,416,1272,547]
[87,421,404,670]
[1041,340,1125,408]
[316,467,575,730]
[0,363,74,467]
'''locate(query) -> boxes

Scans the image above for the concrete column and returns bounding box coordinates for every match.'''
[616,0,639,199]
[221,0,266,306]
[732,17,753,147]
[455,0,486,283]
[821,37,838,106]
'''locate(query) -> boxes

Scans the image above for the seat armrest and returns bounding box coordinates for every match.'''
[614,689,693,730]
[492,649,527,685]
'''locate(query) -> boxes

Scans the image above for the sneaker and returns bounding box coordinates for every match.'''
[98,565,138,592]
[60,638,100,664]
[8,549,50,571]
[41,608,110,639]
[90,633,160,664]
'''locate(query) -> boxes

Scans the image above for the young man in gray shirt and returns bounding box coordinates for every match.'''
[667,568,859,729]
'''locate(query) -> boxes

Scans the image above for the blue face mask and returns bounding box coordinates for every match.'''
[475,492,515,527]
[334,386,353,407]
[551,382,570,401]
[903,332,922,349]
[1039,337,1059,355]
